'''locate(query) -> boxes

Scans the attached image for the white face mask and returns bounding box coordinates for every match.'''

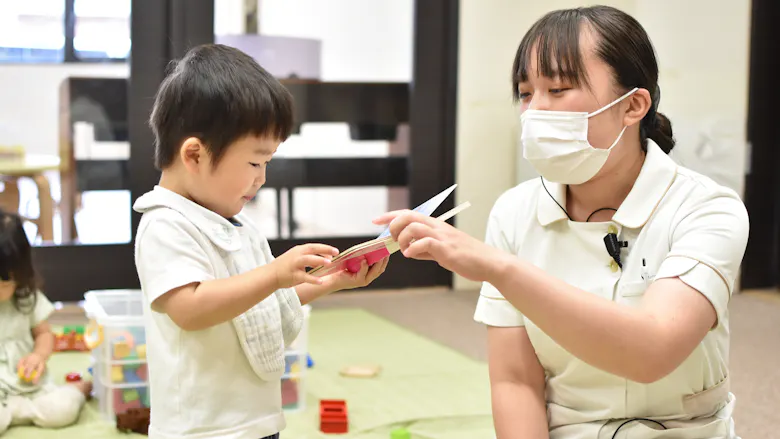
[520,88,638,185]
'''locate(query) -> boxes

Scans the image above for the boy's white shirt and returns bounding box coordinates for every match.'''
[133,186,303,439]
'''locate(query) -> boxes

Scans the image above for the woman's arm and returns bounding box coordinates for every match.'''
[377,192,748,383]
[488,326,549,439]
[489,261,714,383]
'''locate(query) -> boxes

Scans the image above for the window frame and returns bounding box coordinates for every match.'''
[0,0,129,64]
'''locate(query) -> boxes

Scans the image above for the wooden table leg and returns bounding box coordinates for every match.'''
[58,169,78,243]
[32,175,54,242]
[0,178,21,214]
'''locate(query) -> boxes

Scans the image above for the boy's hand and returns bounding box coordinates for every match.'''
[272,244,340,288]
[17,353,46,384]
[326,257,389,292]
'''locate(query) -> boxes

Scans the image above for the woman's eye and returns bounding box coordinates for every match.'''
[549,88,570,94]
[250,162,261,168]
[518,92,531,100]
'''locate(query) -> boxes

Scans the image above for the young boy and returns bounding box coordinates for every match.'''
[133,44,389,439]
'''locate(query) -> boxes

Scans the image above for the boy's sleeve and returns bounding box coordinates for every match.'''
[29,291,55,327]
[136,214,215,307]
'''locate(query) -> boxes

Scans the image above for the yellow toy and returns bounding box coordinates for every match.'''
[17,365,38,383]
[111,365,125,383]
[113,341,131,359]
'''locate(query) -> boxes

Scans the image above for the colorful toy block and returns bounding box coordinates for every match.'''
[63,325,85,335]
[140,388,150,407]
[65,372,82,383]
[54,330,90,352]
[111,365,124,383]
[113,388,142,414]
[281,379,298,409]
[135,364,148,381]
[123,389,140,403]
[123,367,142,384]
[113,341,131,359]
[390,428,411,439]
[320,400,348,434]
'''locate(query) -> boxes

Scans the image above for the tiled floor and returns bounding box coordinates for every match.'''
[52,287,780,438]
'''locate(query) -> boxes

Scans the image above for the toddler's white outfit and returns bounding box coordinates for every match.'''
[134,186,304,439]
[0,292,87,433]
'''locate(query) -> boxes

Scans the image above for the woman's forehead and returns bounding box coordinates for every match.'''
[516,26,599,85]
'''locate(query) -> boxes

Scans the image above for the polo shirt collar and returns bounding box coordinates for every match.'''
[133,185,243,252]
[536,140,678,228]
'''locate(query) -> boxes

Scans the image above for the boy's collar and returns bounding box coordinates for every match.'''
[135,186,243,252]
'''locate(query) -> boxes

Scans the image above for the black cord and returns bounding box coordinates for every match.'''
[541,177,572,220]
[540,177,617,222]
[611,418,666,438]
[586,207,618,222]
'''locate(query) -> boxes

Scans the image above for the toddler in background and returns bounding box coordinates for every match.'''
[0,209,92,433]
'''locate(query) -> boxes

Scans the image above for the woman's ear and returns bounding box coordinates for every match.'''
[624,88,652,127]
[179,137,205,173]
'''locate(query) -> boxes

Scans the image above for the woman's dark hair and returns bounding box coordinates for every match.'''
[0,209,39,313]
[512,5,675,154]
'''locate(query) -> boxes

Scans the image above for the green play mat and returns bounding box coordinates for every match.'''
[4,308,495,439]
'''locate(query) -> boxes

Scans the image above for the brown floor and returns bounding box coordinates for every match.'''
[54,288,780,438]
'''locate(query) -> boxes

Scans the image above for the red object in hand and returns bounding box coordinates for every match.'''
[65,372,82,383]
[345,248,390,273]
[319,399,348,434]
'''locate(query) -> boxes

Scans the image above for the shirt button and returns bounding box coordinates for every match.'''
[610,260,620,272]
[608,225,618,235]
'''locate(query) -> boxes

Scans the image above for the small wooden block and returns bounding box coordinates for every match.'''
[339,364,381,378]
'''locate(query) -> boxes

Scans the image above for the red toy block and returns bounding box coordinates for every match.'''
[319,399,348,434]
[65,372,82,383]
[281,379,298,408]
[135,364,148,381]
[113,388,142,414]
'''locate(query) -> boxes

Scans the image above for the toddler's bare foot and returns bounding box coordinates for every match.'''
[70,380,93,399]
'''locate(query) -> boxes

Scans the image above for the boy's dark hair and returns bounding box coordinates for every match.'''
[0,209,39,313]
[512,5,675,154]
[149,44,295,170]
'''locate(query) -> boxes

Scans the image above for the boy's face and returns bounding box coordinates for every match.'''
[187,135,279,218]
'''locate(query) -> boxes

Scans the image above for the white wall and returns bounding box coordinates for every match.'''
[453,0,750,290]
[0,63,128,155]
[214,0,245,35]
[258,0,413,82]
[256,0,414,237]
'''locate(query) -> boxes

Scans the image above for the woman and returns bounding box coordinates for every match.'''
[374,5,749,439]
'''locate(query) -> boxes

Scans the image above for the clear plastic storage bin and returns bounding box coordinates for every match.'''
[84,289,311,419]
[282,304,310,412]
[83,289,149,421]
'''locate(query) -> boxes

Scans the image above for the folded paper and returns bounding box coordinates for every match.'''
[309,185,470,277]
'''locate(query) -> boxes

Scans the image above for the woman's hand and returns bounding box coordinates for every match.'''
[373,210,508,282]
[17,352,46,384]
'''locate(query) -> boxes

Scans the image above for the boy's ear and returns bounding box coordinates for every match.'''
[179,137,205,172]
